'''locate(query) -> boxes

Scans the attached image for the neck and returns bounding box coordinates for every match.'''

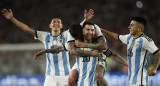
[133,32,143,39]
[51,30,60,36]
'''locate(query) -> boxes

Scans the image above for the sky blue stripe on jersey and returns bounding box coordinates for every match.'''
[144,52,150,84]
[52,36,60,76]
[127,35,132,44]
[80,57,89,86]
[45,35,51,75]
[89,57,96,86]
[127,35,133,81]
[77,56,80,85]
[133,38,143,84]
[61,34,69,75]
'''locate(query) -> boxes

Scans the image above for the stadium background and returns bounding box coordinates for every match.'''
[0,0,160,85]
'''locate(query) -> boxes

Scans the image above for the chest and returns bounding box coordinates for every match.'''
[46,34,66,47]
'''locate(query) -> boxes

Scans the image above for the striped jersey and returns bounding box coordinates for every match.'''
[35,30,70,76]
[76,48,103,86]
[119,33,159,85]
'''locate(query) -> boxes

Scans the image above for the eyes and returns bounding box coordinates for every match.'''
[85,28,95,32]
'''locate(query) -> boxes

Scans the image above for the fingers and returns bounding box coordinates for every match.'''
[9,9,12,12]
[33,55,38,61]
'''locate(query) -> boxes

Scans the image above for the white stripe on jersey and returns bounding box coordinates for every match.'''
[119,34,158,85]
[76,48,98,86]
[35,30,70,76]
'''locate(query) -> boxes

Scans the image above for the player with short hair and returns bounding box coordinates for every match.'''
[101,17,160,86]
[1,8,94,86]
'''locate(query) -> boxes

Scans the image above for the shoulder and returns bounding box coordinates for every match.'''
[141,34,153,42]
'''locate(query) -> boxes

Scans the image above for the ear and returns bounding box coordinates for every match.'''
[60,24,63,29]
[49,24,52,28]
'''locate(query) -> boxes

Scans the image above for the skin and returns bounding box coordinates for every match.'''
[101,20,160,76]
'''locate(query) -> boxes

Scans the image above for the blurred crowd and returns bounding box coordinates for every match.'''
[0,0,160,74]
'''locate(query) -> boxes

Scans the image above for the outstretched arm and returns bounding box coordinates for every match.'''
[69,42,102,57]
[75,36,107,50]
[148,51,160,76]
[101,28,119,41]
[1,8,35,36]
[103,49,128,66]
[34,45,64,60]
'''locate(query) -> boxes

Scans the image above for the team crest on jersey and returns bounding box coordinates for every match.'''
[53,40,57,45]
[59,39,63,43]
[135,43,139,47]
[131,42,134,47]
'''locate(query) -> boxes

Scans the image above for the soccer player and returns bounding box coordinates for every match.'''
[101,17,160,86]
[1,8,94,86]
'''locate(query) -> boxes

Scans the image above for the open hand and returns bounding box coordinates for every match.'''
[1,8,13,20]
[84,9,94,21]
[34,49,46,60]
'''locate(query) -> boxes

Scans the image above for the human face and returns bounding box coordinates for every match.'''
[128,20,142,37]
[49,18,63,31]
[82,24,95,42]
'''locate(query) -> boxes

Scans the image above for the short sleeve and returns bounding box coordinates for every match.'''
[118,34,130,44]
[143,39,159,54]
[34,30,49,43]
[67,31,75,43]
[94,24,103,37]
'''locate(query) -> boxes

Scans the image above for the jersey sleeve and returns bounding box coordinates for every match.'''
[118,34,130,44]
[94,24,103,37]
[143,38,159,54]
[62,30,69,42]
[34,30,49,43]
[67,30,75,43]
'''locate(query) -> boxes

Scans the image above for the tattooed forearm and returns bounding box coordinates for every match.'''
[46,45,64,53]
[73,48,94,56]
[153,51,160,69]
[84,36,107,50]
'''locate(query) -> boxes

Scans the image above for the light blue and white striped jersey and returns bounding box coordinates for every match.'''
[119,33,159,85]
[35,30,70,76]
[76,48,98,86]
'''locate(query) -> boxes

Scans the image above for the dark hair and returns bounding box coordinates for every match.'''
[131,17,147,27]
[69,24,83,39]
[82,21,95,28]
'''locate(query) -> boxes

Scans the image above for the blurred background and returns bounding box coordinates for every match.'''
[0,0,160,85]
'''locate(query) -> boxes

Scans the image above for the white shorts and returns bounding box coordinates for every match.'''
[44,75,68,86]
[71,59,106,71]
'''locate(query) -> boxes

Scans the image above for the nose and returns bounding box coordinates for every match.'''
[128,25,131,29]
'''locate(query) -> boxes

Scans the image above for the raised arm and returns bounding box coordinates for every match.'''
[1,8,35,36]
[80,9,94,26]
[101,28,119,41]
[69,42,102,57]
[148,51,160,76]
[34,45,65,60]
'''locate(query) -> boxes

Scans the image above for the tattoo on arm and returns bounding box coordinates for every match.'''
[73,48,94,56]
[45,45,64,53]
[84,36,107,50]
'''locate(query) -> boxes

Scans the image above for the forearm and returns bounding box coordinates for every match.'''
[110,53,128,66]
[46,45,65,53]
[153,51,160,70]
[101,28,119,41]
[10,17,35,36]
[80,18,86,26]
[70,48,96,57]
[84,36,107,50]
